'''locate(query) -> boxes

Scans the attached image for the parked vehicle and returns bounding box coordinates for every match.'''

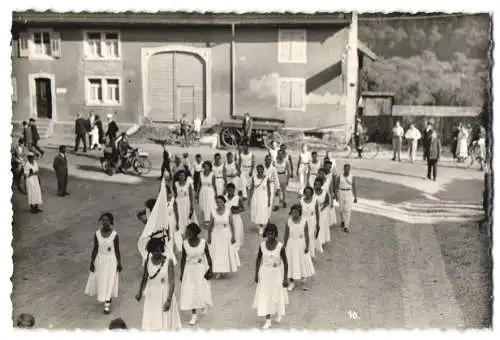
[100,147,152,176]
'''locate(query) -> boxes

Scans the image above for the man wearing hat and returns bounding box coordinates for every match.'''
[53,145,69,197]
[241,112,253,145]
[354,117,364,158]
[105,113,120,166]
[29,118,44,157]
[74,113,88,152]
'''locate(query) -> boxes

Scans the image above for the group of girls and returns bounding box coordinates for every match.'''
[83,142,356,330]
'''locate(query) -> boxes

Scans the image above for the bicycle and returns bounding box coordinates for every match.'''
[454,141,486,170]
[347,134,380,159]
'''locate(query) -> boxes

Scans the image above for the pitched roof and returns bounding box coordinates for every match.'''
[392,105,482,117]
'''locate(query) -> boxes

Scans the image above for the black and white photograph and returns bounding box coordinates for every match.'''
[5,3,495,333]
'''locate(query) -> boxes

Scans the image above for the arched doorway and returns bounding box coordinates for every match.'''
[143,46,210,123]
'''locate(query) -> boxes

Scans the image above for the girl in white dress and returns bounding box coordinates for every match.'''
[193,154,203,198]
[85,213,122,314]
[275,149,291,209]
[238,144,255,200]
[313,178,331,254]
[335,163,358,233]
[284,205,315,291]
[213,153,226,195]
[180,223,213,325]
[323,160,338,227]
[457,125,469,160]
[208,196,241,279]
[253,223,289,329]
[225,183,245,249]
[166,186,183,254]
[24,153,43,214]
[199,161,217,227]
[91,124,100,150]
[174,170,195,236]
[249,164,271,235]
[224,152,240,194]
[308,151,321,188]
[300,187,320,259]
[136,238,181,331]
[297,144,311,195]
[266,141,279,164]
[264,154,280,216]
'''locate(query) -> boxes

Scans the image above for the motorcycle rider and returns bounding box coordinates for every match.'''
[115,133,134,172]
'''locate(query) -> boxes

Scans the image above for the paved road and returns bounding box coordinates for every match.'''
[11,141,486,329]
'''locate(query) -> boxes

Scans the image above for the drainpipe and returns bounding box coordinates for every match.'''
[230,23,236,118]
[345,12,359,142]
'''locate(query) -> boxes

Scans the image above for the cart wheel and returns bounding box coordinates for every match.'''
[220,128,240,148]
[264,132,283,149]
[363,143,380,159]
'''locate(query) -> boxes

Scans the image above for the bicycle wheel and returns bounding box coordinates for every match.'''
[133,158,152,176]
[363,143,380,160]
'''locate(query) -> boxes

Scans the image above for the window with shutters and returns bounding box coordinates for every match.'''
[83,31,121,60]
[277,78,306,111]
[278,29,307,63]
[85,77,121,106]
[18,29,61,59]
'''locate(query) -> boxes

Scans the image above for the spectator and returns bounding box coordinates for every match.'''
[16,313,35,328]
[109,318,127,330]
[74,113,88,152]
[426,131,441,181]
[404,123,421,163]
[391,121,404,162]
[29,118,44,157]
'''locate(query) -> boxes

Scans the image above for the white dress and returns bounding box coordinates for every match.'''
[253,241,289,317]
[275,159,289,188]
[457,130,469,158]
[213,163,225,195]
[315,190,330,253]
[24,161,43,205]
[165,196,182,254]
[300,197,318,259]
[264,165,279,218]
[286,218,315,280]
[85,230,119,302]
[180,239,212,311]
[250,175,270,225]
[240,152,254,197]
[225,161,239,192]
[225,194,244,249]
[199,172,216,222]
[141,254,182,331]
[209,208,241,273]
[308,161,321,187]
[323,173,338,226]
[298,151,311,194]
[175,181,192,236]
[268,148,278,164]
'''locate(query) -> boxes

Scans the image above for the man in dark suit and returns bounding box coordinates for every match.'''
[242,112,253,145]
[22,121,34,154]
[427,131,441,181]
[74,113,88,152]
[105,113,120,165]
[53,145,69,196]
[422,121,433,161]
[29,118,45,157]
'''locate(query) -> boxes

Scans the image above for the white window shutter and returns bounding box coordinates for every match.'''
[294,30,307,62]
[291,81,305,109]
[278,30,291,62]
[50,32,61,58]
[18,32,29,58]
[279,81,291,109]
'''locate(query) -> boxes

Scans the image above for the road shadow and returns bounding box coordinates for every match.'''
[75,164,104,173]
[352,166,425,180]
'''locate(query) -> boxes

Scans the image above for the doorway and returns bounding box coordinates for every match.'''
[35,78,52,119]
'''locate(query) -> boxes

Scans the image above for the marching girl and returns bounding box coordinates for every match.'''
[225,183,245,249]
[279,144,294,180]
[166,185,183,254]
[323,160,338,228]
[224,152,240,193]
[249,164,271,236]
[173,170,195,236]
[266,140,280,164]
[308,151,321,188]
[313,178,331,254]
[213,153,226,195]
[193,154,203,198]
[85,212,122,314]
[180,223,213,325]
[199,161,217,228]
[300,187,320,259]
[275,149,291,209]
[208,195,241,279]
[239,143,255,200]
[137,198,157,225]
[24,152,43,214]
[296,144,311,196]
[264,154,280,216]
[170,155,184,183]
[284,205,315,291]
[253,223,289,329]
[335,163,358,233]
[136,237,181,331]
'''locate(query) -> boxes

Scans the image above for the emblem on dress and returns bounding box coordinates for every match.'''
[198,258,202,264]
[107,247,112,252]
[273,263,278,268]
[161,278,165,283]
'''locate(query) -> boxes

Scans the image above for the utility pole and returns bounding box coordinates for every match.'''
[345,11,359,142]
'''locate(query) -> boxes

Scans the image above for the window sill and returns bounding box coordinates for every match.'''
[28,55,56,61]
[84,57,122,62]
[278,107,307,112]
[277,59,308,64]
[85,102,122,107]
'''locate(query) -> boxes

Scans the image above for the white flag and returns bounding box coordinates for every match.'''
[137,177,177,265]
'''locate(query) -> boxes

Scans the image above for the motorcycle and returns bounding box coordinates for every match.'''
[100,147,152,176]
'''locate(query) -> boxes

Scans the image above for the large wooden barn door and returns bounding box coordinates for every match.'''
[148,51,204,122]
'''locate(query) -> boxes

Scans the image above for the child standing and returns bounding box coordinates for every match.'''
[174,170,195,236]
[249,164,271,235]
[193,154,203,198]
[284,205,315,291]
[253,223,289,329]
[85,212,122,314]
[159,142,171,180]
[297,144,311,196]
[224,152,240,193]
[208,196,241,279]
[238,144,255,200]
[308,151,321,187]
[275,149,291,209]
[225,183,245,249]
[199,161,217,227]
[300,187,320,259]
[180,223,213,325]
[313,178,330,254]
[136,238,181,331]
[213,153,226,195]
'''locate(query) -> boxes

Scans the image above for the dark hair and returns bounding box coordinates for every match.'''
[22,121,27,126]
[227,152,233,157]
[145,198,156,211]
[176,169,186,178]
[256,164,264,171]
[215,195,227,204]
[312,151,318,155]
[186,222,201,237]
[264,154,271,160]
[263,223,278,238]
[59,145,66,153]
[289,204,302,216]
[324,160,332,165]
[146,237,165,254]
[196,154,202,158]
[183,152,189,157]
[29,118,35,122]
[303,186,314,196]
[226,183,236,191]
[18,137,24,144]
[202,160,213,170]
[99,212,114,224]
[314,177,324,186]
[214,153,221,158]
[16,313,35,328]
[109,318,127,330]
[95,114,100,120]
